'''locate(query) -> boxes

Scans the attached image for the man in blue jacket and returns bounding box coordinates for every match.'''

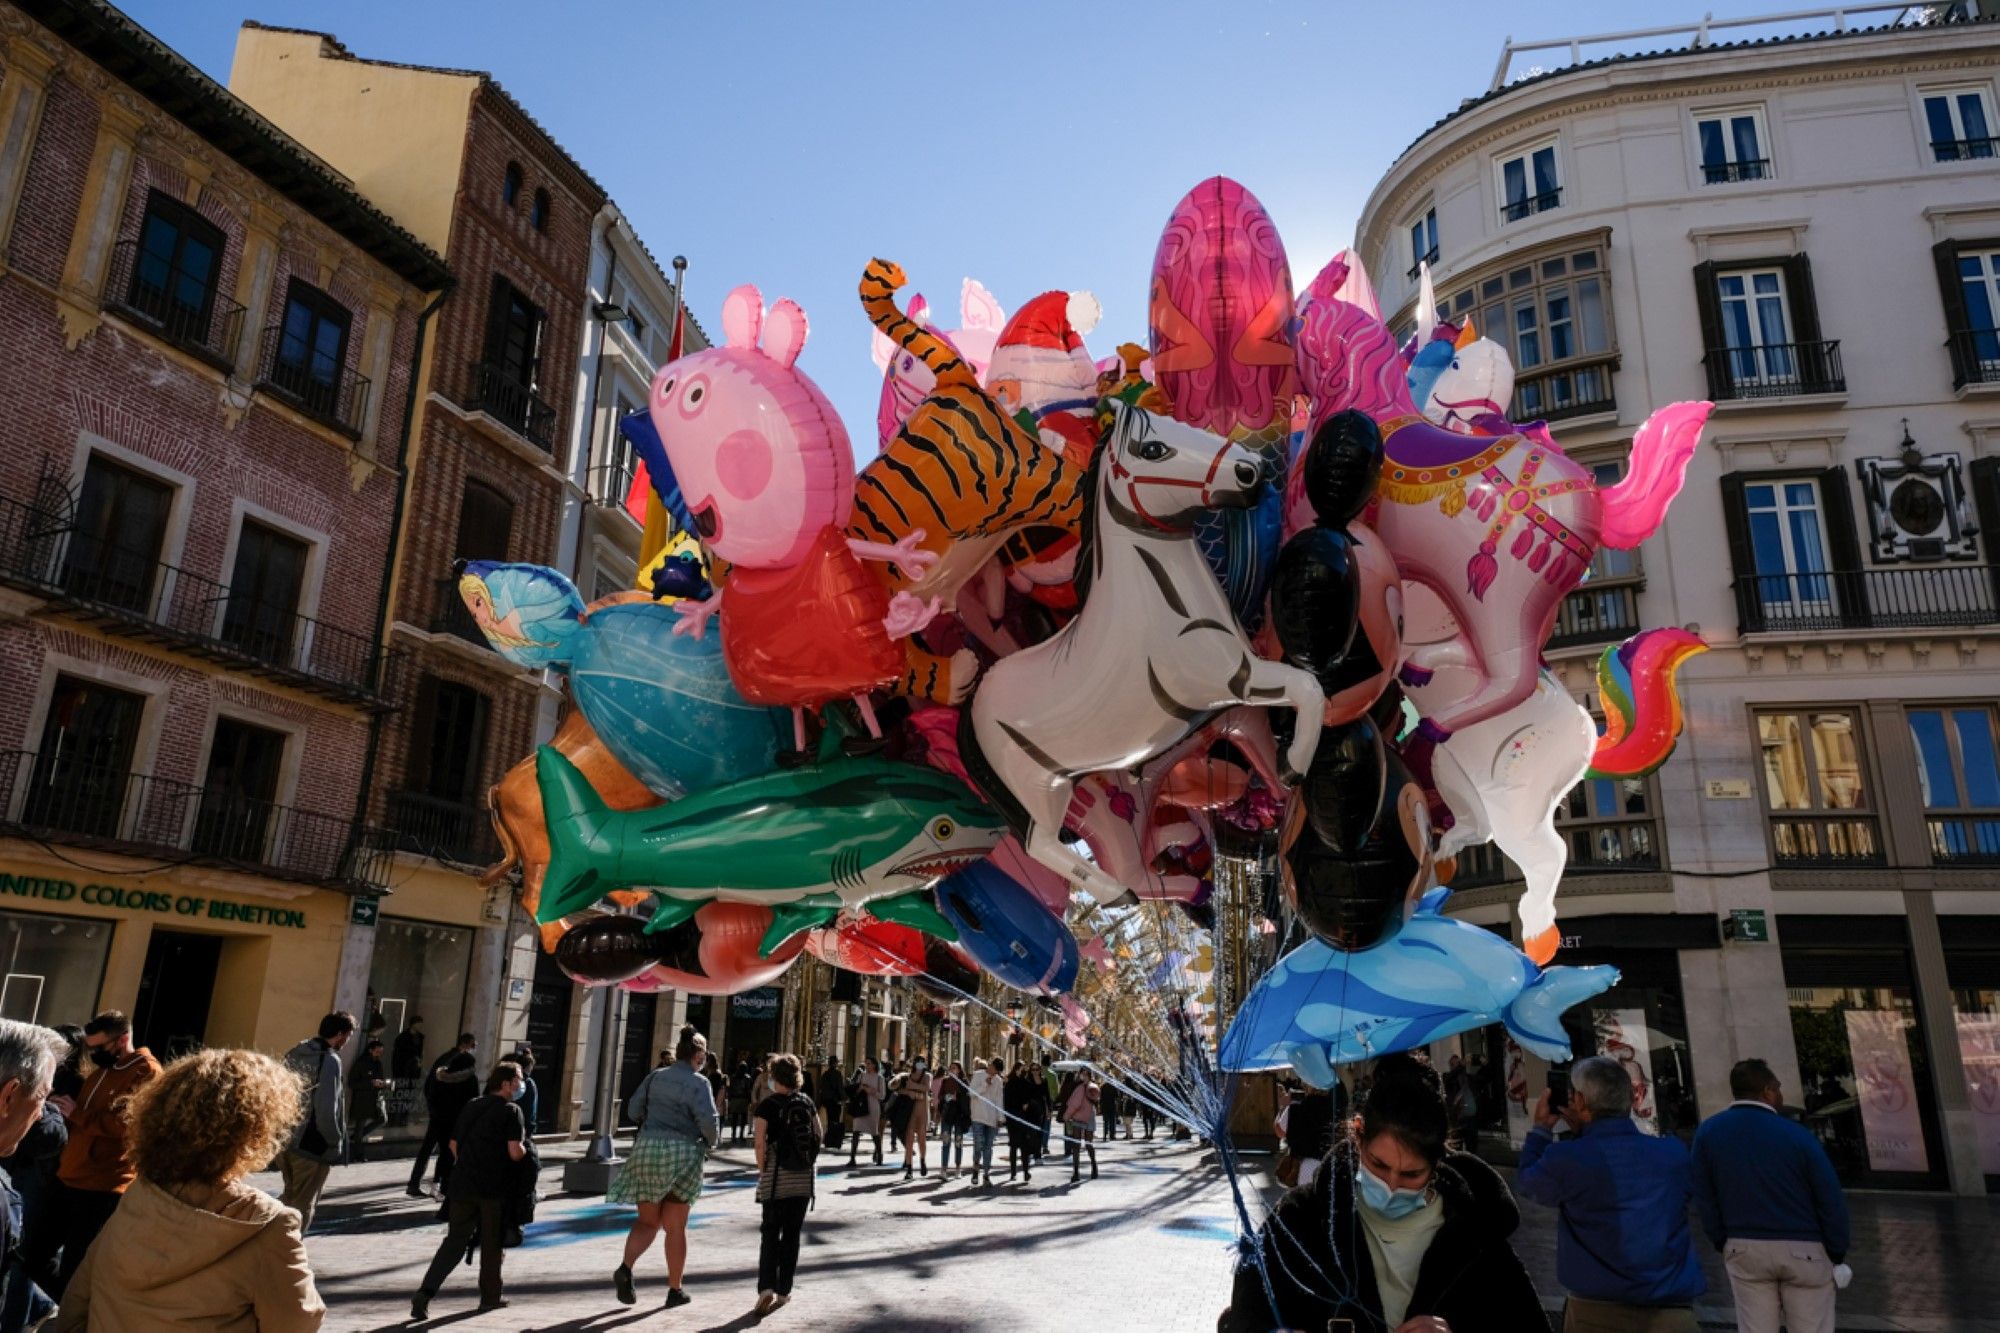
[1690,1059,1850,1333]
[1516,1056,1705,1331]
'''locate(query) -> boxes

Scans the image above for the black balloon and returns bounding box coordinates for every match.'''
[1281,728,1427,953]
[1300,409,1385,528]
[1298,719,1386,851]
[1271,528,1360,684]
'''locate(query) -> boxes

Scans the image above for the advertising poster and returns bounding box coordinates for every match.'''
[1956,1012,2000,1176]
[1843,1008,1929,1173]
[1503,1037,1531,1147]
[1595,1007,1659,1136]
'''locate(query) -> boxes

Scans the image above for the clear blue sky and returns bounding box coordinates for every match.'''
[128,0,1798,443]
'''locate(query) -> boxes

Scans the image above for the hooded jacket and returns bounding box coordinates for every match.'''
[57,1047,160,1194]
[1219,1145,1551,1333]
[53,1177,324,1330]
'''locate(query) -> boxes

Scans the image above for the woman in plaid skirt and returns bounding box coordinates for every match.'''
[610,1025,720,1312]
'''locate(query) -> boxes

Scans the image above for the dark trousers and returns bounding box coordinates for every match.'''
[408,1111,457,1190]
[51,1183,122,1299]
[419,1197,504,1306]
[757,1196,810,1297]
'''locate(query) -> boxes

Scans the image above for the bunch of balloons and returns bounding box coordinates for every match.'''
[455,175,1712,1082]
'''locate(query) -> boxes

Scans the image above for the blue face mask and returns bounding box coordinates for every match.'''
[1356,1159,1430,1220]
[509,1083,525,1102]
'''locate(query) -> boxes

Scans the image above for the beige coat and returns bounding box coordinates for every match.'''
[55,1177,324,1331]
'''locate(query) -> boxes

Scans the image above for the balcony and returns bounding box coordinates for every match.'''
[0,749,385,892]
[1702,159,1770,185]
[1927,813,2000,866]
[383,790,500,868]
[1732,566,2000,635]
[429,575,487,648]
[1547,579,1641,651]
[102,240,245,372]
[1445,819,1661,890]
[1502,188,1561,224]
[255,326,370,439]
[1770,815,1884,868]
[1947,328,2000,391]
[0,492,390,705]
[1512,353,1617,424]
[466,362,556,452]
[1406,247,1439,282]
[1932,137,1998,163]
[589,458,642,513]
[1704,341,1845,401]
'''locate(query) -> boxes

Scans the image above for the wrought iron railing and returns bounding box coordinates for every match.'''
[429,575,487,648]
[383,789,501,868]
[1512,354,1617,423]
[1565,820,1661,871]
[1703,340,1845,400]
[0,749,384,890]
[1731,566,2000,634]
[1502,188,1562,223]
[1702,158,1771,184]
[256,325,370,438]
[589,458,642,512]
[1932,136,1999,163]
[1547,579,1641,650]
[1927,813,2000,866]
[1947,328,2000,390]
[0,492,389,702]
[102,240,245,371]
[1770,815,1884,868]
[1406,247,1440,281]
[467,362,556,451]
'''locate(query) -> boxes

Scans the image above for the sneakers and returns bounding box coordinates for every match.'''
[666,1287,692,1310]
[770,1293,791,1312]
[754,1291,777,1316]
[614,1265,636,1306]
[405,1184,429,1199]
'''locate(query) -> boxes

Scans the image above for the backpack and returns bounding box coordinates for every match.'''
[774,1094,822,1172]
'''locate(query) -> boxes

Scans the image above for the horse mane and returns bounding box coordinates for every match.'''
[1069,416,1115,611]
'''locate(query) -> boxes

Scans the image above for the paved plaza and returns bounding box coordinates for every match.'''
[249,1135,2000,1332]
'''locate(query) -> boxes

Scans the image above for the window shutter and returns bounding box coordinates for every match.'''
[1934,240,1971,387]
[1970,456,2000,603]
[1781,254,1823,346]
[405,675,439,795]
[1719,472,1761,632]
[1692,262,1725,398]
[1817,465,1868,630]
[482,275,513,369]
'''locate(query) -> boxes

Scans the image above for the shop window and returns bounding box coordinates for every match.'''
[1909,705,2000,864]
[270,279,353,420]
[1498,138,1561,222]
[1755,710,1882,866]
[1693,256,1841,400]
[502,161,522,207]
[1695,107,1770,183]
[1943,921,2000,1189]
[0,909,111,1026]
[126,189,225,345]
[1935,240,2000,388]
[1783,919,1947,1189]
[1923,84,1997,162]
[368,918,474,1138]
[191,716,286,863]
[1719,470,1865,633]
[24,675,147,840]
[1555,948,1700,1141]
[1443,241,1612,423]
[62,453,174,614]
[1407,206,1438,279]
[220,518,309,667]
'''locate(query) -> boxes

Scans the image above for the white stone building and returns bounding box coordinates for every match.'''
[1355,7,2000,1194]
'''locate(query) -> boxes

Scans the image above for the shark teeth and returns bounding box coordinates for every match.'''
[891,852,983,880]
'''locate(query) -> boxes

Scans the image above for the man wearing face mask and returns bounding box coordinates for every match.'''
[1220,1052,1549,1333]
[47,1010,159,1299]
[411,1061,529,1319]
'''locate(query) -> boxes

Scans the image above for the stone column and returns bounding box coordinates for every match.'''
[1904,891,1984,1195]
[0,36,58,273]
[56,92,144,347]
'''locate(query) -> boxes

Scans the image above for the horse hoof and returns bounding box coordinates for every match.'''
[1525,926,1560,966]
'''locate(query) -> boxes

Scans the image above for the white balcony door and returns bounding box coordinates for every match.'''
[1719,269,1794,385]
[1745,479,1832,617]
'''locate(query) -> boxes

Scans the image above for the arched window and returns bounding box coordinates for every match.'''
[531,188,550,232]
[502,162,522,207]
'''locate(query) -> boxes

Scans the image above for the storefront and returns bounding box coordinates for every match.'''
[0,851,349,1056]
[1779,915,1949,1191]
[1942,915,2000,1194]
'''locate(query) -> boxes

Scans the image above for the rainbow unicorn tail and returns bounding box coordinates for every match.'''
[1597,401,1711,549]
[1588,628,1707,778]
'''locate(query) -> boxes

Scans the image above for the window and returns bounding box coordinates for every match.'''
[191,716,286,862]
[269,279,352,419]
[221,519,309,666]
[1407,207,1438,278]
[531,188,550,232]
[62,454,173,614]
[1694,256,1840,398]
[1557,770,1659,871]
[455,480,514,562]
[399,677,492,860]
[1695,108,1769,183]
[1721,469,1865,632]
[1756,710,1881,865]
[502,162,523,206]
[1498,139,1560,222]
[125,190,225,346]
[1924,85,1996,162]
[1551,460,1643,648]
[627,312,647,347]
[597,392,641,508]
[1909,706,2000,864]
[1445,244,1612,421]
[0,910,112,1026]
[24,675,146,839]
[1937,241,2000,387]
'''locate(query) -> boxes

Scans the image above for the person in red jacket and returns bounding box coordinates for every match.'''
[47,1010,160,1298]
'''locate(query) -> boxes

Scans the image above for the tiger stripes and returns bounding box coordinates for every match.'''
[849,259,1089,704]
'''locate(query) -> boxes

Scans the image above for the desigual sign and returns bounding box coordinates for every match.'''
[0,872,307,930]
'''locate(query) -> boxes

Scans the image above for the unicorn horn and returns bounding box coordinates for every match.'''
[1455,318,1479,349]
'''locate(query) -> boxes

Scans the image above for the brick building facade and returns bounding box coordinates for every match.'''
[0,0,446,1056]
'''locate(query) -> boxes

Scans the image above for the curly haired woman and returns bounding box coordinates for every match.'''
[56,1048,324,1330]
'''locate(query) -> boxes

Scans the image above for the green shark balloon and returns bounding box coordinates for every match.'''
[535,747,1005,955]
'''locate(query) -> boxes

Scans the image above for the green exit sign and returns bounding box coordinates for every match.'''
[1728,909,1768,942]
[350,896,381,927]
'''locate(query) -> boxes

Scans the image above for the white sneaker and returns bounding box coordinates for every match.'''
[769,1294,790,1312]
[754,1290,776,1315]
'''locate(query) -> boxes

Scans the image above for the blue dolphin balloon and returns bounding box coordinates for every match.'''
[1220,888,1619,1088]
[933,860,1079,996]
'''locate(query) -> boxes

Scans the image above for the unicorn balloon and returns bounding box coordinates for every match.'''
[1402,261,1518,435]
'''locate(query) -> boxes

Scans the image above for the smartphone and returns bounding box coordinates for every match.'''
[1546,1063,1572,1108]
